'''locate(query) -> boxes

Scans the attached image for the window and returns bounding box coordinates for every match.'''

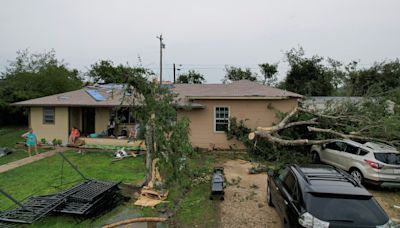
[345,144,359,155]
[116,108,135,124]
[359,149,369,156]
[326,141,346,151]
[283,171,296,196]
[214,107,229,132]
[278,167,289,182]
[43,107,55,124]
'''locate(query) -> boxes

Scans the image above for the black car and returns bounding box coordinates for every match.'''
[267,164,395,228]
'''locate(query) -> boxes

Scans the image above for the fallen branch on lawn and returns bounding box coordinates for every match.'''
[102,217,167,228]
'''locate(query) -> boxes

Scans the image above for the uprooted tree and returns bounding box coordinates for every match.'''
[253,98,400,146]
[227,93,400,163]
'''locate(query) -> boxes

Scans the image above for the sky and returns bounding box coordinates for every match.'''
[0,0,399,83]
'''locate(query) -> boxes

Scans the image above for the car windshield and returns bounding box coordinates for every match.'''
[307,194,388,225]
[374,153,400,165]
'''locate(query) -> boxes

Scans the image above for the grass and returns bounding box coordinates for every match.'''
[175,182,219,227]
[0,151,145,211]
[0,127,226,227]
[0,126,48,165]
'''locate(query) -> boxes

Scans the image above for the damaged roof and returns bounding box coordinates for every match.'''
[12,80,302,108]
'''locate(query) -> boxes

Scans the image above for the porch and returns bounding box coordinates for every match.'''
[80,137,146,151]
[68,107,138,137]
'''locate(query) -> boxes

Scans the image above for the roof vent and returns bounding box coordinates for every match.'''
[57,96,69,100]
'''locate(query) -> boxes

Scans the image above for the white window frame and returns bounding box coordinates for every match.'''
[214,106,230,133]
[43,107,55,125]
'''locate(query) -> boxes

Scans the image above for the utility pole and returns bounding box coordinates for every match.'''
[173,63,176,83]
[156,34,165,84]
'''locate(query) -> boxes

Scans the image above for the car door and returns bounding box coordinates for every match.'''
[323,141,347,168]
[341,143,360,171]
[276,169,300,227]
[270,168,289,219]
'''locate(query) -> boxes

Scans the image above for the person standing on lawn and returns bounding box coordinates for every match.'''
[22,128,38,156]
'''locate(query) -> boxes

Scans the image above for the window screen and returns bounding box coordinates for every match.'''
[215,107,229,132]
[43,107,55,124]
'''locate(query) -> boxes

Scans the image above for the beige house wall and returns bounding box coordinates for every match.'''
[177,99,298,149]
[30,107,69,144]
[95,108,110,133]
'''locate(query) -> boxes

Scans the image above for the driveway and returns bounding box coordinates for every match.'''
[219,159,281,228]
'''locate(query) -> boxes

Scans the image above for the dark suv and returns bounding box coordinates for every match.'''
[267,164,395,228]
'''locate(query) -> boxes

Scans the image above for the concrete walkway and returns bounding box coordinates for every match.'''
[0,147,68,173]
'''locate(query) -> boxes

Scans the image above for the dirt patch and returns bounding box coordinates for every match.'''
[219,159,281,228]
[370,188,400,221]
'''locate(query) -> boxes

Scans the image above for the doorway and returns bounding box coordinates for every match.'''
[82,108,95,135]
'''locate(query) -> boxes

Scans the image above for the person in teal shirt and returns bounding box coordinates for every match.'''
[22,128,38,156]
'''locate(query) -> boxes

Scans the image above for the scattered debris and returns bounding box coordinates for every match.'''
[0,148,12,157]
[250,184,259,189]
[134,158,168,207]
[0,152,122,226]
[102,217,167,228]
[113,148,135,159]
[248,164,269,174]
[210,167,225,200]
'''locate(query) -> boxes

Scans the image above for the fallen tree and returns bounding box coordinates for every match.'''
[248,100,400,147]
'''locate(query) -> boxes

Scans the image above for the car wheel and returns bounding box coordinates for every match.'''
[267,184,274,207]
[312,151,320,164]
[350,168,363,184]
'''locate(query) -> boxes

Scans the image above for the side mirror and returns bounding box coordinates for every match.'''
[321,144,326,149]
[267,170,275,176]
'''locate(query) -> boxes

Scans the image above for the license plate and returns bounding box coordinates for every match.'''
[394,169,400,174]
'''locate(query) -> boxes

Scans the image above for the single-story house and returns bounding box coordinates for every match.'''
[12,80,302,149]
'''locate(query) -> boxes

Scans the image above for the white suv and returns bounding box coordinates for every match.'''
[311,139,400,187]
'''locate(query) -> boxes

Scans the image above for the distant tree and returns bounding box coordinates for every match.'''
[176,70,205,84]
[345,59,400,96]
[281,47,337,96]
[0,49,82,125]
[223,66,258,83]
[259,63,278,86]
[87,60,150,84]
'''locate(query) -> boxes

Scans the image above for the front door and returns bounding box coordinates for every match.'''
[82,108,95,135]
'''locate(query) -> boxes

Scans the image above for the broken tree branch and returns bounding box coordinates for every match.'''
[307,126,393,145]
[257,107,298,132]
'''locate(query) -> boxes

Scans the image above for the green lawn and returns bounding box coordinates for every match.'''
[0,127,223,227]
[0,151,145,211]
[0,126,48,165]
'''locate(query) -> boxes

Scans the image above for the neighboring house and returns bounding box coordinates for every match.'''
[12,80,302,149]
[301,96,364,111]
[302,96,395,114]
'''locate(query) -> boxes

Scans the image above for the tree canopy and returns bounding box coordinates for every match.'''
[345,60,400,96]
[87,60,149,84]
[223,66,258,83]
[0,49,83,125]
[259,63,278,86]
[176,70,205,84]
[281,47,338,96]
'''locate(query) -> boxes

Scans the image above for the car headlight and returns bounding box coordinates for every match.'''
[377,220,397,228]
[298,212,330,228]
